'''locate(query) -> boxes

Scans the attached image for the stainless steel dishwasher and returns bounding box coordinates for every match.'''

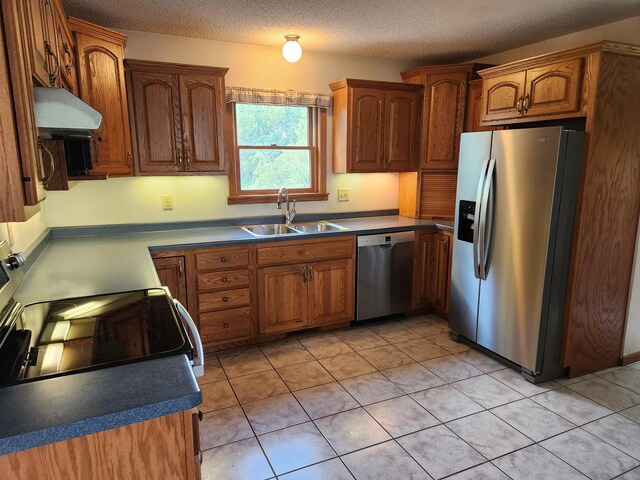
[356,231,415,322]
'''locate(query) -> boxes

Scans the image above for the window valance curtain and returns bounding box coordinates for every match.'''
[225,86,331,109]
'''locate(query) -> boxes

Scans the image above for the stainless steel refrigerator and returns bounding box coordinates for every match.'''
[449,126,584,383]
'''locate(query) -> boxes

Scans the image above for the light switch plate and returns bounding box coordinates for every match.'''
[162,194,173,210]
[338,188,350,202]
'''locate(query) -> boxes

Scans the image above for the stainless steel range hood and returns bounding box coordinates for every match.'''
[33,87,102,138]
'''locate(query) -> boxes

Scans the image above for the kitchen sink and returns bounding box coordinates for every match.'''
[241,221,348,237]
[241,224,298,236]
[289,221,348,233]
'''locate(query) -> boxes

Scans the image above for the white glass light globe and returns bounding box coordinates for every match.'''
[282,36,302,63]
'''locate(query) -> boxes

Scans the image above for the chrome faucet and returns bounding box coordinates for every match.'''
[277,187,296,225]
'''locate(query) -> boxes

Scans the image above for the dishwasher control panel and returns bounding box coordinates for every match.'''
[356,230,415,247]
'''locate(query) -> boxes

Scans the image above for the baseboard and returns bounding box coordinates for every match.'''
[622,351,640,366]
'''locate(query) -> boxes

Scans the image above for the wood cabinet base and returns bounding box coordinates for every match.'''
[0,410,200,480]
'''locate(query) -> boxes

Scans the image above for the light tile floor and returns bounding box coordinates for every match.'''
[197,314,640,480]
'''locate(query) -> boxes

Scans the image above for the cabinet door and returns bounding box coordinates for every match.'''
[523,58,583,117]
[349,88,386,172]
[464,79,496,133]
[257,265,308,334]
[55,16,77,95]
[481,71,526,123]
[179,74,226,173]
[129,69,182,173]
[74,31,133,176]
[423,73,467,170]
[414,232,450,309]
[26,0,53,86]
[385,89,420,171]
[153,256,188,308]
[308,258,354,326]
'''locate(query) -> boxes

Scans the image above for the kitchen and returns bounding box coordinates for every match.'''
[1,1,640,479]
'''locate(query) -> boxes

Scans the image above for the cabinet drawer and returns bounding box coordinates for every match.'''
[200,307,252,345]
[198,288,250,311]
[197,270,249,291]
[256,238,355,266]
[195,247,249,270]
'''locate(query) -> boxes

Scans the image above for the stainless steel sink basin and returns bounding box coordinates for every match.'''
[241,224,297,236]
[290,222,348,233]
[241,221,348,237]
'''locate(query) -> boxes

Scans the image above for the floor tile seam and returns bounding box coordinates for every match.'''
[406,386,491,424]
[565,375,640,408]
[449,373,524,400]
[446,408,538,446]
[619,406,640,426]
[530,385,618,420]
[371,437,435,479]
[614,465,640,479]
[446,376,523,410]
[488,400,579,440]
[576,416,640,463]
[437,460,514,480]
[489,441,585,479]
[485,371,563,397]
[526,392,613,427]
[451,351,506,373]
[535,435,623,479]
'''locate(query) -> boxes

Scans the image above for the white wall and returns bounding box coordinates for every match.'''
[43,31,417,227]
[0,210,48,252]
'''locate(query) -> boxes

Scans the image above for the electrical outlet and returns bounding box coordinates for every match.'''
[337,188,350,202]
[162,194,173,210]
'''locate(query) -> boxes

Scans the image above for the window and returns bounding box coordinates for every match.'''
[227,103,327,204]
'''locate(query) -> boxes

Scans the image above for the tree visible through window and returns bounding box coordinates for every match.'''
[236,104,311,190]
[227,102,328,204]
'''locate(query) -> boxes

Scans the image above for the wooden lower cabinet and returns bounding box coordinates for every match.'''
[413,230,453,315]
[0,410,201,480]
[256,237,356,335]
[152,255,188,307]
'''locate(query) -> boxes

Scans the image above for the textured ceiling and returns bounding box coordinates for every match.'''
[62,0,640,62]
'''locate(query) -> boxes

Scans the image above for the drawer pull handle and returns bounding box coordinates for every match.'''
[197,410,203,421]
[223,297,229,302]
[221,277,228,283]
[221,257,228,263]
[223,323,229,329]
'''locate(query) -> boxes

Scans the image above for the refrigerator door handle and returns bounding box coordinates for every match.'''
[473,158,491,279]
[478,158,496,280]
[174,299,205,377]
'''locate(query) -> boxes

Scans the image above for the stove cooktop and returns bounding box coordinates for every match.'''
[0,288,191,387]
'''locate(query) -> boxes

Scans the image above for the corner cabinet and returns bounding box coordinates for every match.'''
[126,60,228,175]
[69,17,133,177]
[413,230,453,315]
[152,254,188,307]
[256,237,356,334]
[330,79,421,173]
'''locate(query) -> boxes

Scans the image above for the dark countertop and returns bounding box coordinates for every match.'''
[2,213,452,456]
[0,355,201,455]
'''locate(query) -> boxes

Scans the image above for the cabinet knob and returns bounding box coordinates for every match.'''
[221,277,228,283]
[222,296,229,302]
[223,323,229,329]
[221,257,228,263]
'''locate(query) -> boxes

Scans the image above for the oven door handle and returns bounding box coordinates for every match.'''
[174,299,204,377]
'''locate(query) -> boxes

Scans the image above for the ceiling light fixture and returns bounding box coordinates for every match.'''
[282,34,302,63]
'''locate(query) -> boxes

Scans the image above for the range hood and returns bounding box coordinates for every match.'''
[33,87,102,138]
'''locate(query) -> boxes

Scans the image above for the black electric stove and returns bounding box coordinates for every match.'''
[0,242,193,387]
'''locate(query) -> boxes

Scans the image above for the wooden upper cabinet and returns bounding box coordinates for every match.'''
[351,87,385,171]
[26,0,55,87]
[465,79,495,132]
[524,58,583,117]
[127,60,228,175]
[481,71,527,122]
[331,78,422,173]
[129,69,182,173]
[401,65,487,171]
[386,89,420,171]
[70,18,133,177]
[179,73,226,172]
[53,3,77,94]
[480,56,584,125]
